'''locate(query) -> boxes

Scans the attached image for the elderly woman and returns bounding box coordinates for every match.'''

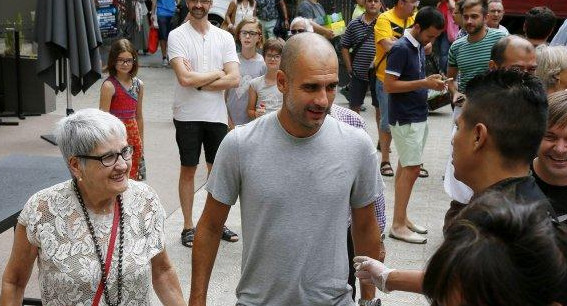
[0,109,185,305]
[288,16,314,36]
[536,46,567,94]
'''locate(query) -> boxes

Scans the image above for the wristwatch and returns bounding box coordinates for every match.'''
[358,298,381,306]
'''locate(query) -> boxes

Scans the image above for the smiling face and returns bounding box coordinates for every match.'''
[277,51,338,137]
[187,0,211,20]
[72,135,131,202]
[537,124,567,185]
[115,51,134,76]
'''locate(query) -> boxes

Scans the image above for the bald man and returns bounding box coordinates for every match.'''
[489,35,537,73]
[189,33,383,305]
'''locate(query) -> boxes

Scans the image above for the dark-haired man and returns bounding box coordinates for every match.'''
[383,7,446,244]
[524,6,556,48]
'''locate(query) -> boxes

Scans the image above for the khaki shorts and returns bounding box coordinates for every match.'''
[390,121,428,167]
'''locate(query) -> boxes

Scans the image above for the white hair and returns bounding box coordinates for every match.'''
[536,46,567,90]
[54,108,127,162]
[290,17,314,32]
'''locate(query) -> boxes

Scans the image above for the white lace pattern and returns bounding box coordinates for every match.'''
[18,180,166,306]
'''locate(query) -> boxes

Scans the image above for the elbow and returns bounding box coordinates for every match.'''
[230,75,241,88]
[383,82,393,93]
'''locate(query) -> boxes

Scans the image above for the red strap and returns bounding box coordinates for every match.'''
[93,200,121,306]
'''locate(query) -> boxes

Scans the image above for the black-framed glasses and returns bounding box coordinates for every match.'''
[290,29,306,35]
[117,58,136,65]
[265,53,281,60]
[240,30,260,37]
[77,145,134,167]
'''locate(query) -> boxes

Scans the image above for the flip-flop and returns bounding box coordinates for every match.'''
[221,226,239,242]
[389,230,427,244]
[419,165,429,178]
[380,161,394,177]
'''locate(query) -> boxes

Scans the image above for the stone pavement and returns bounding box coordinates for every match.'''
[0,56,454,305]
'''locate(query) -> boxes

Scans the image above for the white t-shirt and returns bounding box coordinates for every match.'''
[168,22,239,123]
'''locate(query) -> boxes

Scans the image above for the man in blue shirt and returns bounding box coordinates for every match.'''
[152,0,177,66]
[383,7,446,244]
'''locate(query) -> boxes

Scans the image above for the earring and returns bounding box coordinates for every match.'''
[77,177,83,182]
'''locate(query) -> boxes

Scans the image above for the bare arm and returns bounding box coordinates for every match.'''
[201,61,240,91]
[446,66,465,105]
[188,194,232,306]
[224,1,237,32]
[378,37,397,53]
[279,0,289,29]
[341,47,353,75]
[136,80,144,146]
[310,20,334,39]
[386,270,424,293]
[0,224,38,305]
[99,80,115,112]
[384,73,445,94]
[351,204,385,300]
[170,57,225,88]
[247,85,259,119]
[151,251,185,305]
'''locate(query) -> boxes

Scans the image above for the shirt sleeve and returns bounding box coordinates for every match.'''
[385,43,406,77]
[374,15,393,44]
[350,131,379,209]
[205,130,241,206]
[167,30,185,61]
[17,193,42,247]
[145,185,166,259]
[341,21,356,49]
[447,40,459,68]
[223,32,240,64]
[297,1,314,19]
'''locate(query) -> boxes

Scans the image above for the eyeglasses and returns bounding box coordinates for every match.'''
[265,54,281,60]
[77,145,134,167]
[240,30,260,37]
[188,0,211,4]
[290,29,306,35]
[117,58,135,65]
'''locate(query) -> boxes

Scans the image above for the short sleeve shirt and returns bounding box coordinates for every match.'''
[297,0,326,25]
[373,9,415,81]
[157,0,176,17]
[226,53,266,125]
[206,112,378,305]
[386,31,427,125]
[447,28,507,92]
[341,16,376,81]
[168,22,239,123]
[249,75,283,115]
[18,180,166,305]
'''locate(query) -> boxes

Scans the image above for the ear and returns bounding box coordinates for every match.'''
[472,123,488,151]
[488,60,497,71]
[276,70,288,93]
[68,156,83,180]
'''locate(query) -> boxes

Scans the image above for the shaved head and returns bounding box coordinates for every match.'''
[279,33,337,79]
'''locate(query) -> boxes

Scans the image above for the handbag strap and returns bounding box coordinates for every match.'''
[350,16,376,59]
[92,201,121,306]
[373,18,408,69]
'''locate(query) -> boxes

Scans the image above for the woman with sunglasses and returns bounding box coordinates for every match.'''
[0,109,185,306]
[288,16,313,37]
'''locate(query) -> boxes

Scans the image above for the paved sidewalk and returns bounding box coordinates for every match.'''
[0,64,454,305]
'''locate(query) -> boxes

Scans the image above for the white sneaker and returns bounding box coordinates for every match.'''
[162,58,168,66]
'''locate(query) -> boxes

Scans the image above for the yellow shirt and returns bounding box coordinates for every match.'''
[373,9,416,81]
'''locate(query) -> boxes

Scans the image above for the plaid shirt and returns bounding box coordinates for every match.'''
[330,104,387,232]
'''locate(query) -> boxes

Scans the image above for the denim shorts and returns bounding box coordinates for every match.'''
[375,79,390,133]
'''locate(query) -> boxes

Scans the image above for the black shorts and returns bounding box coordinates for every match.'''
[157,16,173,40]
[348,74,377,108]
[174,120,228,166]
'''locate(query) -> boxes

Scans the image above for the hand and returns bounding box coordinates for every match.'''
[284,20,289,29]
[218,70,227,79]
[353,256,394,293]
[424,42,433,55]
[183,58,193,71]
[424,74,446,91]
[324,29,335,40]
[256,104,266,117]
[453,92,466,107]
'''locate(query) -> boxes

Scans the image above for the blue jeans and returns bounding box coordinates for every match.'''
[375,79,390,133]
[436,32,450,74]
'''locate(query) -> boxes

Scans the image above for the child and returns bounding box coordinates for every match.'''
[99,38,145,180]
[226,17,267,126]
[247,38,285,119]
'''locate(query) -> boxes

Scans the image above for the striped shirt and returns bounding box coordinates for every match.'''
[341,15,376,81]
[448,28,507,92]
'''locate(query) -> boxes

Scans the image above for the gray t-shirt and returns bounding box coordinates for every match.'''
[206,112,378,305]
[249,75,283,116]
[227,53,267,125]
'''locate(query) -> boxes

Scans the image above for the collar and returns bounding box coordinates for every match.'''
[404,29,420,48]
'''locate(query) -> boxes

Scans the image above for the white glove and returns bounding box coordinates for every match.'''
[353,256,395,293]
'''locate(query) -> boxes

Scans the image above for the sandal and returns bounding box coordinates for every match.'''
[221,226,239,242]
[380,161,394,177]
[419,164,429,178]
[181,228,195,248]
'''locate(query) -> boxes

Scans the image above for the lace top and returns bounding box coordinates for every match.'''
[18,180,165,306]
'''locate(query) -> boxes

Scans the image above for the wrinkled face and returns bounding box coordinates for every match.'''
[264,49,282,70]
[76,135,131,199]
[187,0,211,20]
[364,0,381,15]
[290,22,308,35]
[277,53,339,137]
[462,4,487,35]
[452,109,475,185]
[538,124,567,182]
[417,26,444,46]
[239,23,262,49]
[115,51,134,75]
[487,2,504,28]
[500,46,537,74]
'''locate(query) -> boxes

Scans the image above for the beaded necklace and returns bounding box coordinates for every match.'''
[73,180,124,306]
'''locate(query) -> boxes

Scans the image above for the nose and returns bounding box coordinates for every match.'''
[114,154,129,170]
[555,138,567,153]
[313,87,329,109]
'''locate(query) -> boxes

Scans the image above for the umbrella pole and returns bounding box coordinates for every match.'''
[66,58,74,116]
